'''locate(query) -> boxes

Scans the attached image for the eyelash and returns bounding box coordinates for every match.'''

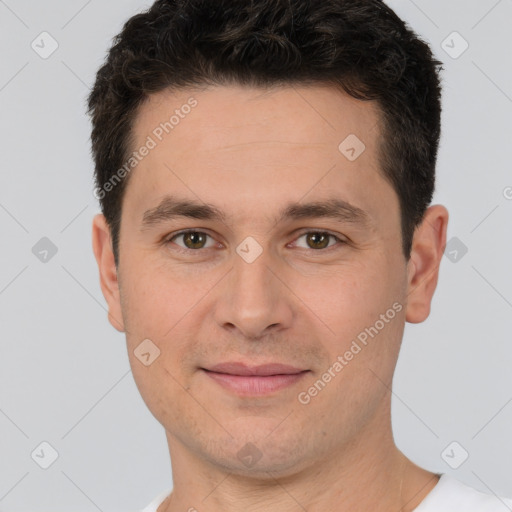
[164,229,346,253]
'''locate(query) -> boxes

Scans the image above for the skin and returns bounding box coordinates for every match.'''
[92,84,448,512]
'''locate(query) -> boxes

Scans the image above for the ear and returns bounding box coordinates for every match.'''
[92,214,125,332]
[405,205,449,323]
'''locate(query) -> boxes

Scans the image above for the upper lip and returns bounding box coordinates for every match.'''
[204,362,307,376]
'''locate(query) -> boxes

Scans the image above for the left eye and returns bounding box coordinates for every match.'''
[293,232,342,250]
[169,231,216,250]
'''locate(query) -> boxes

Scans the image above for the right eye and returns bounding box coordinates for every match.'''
[166,230,218,251]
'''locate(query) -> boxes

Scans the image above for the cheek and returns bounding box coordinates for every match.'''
[298,259,407,394]
[120,262,198,422]
[296,258,403,336]
[119,257,224,384]
[120,256,205,339]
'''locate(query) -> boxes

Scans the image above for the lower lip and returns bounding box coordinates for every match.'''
[203,370,309,396]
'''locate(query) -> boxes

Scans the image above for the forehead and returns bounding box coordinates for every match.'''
[123,84,395,231]
[132,83,382,160]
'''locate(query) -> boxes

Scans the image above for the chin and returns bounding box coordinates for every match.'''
[196,427,315,478]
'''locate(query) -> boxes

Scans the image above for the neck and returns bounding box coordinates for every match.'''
[159,397,439,512]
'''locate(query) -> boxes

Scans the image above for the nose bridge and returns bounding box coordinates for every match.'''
[215,244,293,338]
[235,251,273,305]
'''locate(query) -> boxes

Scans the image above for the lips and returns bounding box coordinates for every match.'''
[206,362,306,376]
[202,362,309,396]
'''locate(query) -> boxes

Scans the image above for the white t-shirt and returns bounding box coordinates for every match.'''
[139,473,512,512]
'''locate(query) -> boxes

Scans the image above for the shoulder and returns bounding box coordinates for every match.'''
[415,474,512,512]
[137,489,173,512]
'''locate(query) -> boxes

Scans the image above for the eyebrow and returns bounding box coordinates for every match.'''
[141,196,227,229]
[141,195,371,230]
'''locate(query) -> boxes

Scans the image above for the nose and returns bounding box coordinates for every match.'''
[213,245,294,340]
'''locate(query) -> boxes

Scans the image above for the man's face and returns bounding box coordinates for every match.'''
[110,85,412,474]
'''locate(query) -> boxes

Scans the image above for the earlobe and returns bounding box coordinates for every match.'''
[92,214,125,332]
[405,205,449,324]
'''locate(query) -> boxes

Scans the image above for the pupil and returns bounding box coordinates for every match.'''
[185,232,205,248]
[308,233,329,249]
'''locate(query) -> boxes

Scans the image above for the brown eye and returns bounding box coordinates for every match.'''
[305,232,330,249]
[183,232,207,249]
[293,231,342,250]
[170,231,215,250]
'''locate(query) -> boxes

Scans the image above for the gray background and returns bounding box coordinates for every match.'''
[0,0,511,510]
